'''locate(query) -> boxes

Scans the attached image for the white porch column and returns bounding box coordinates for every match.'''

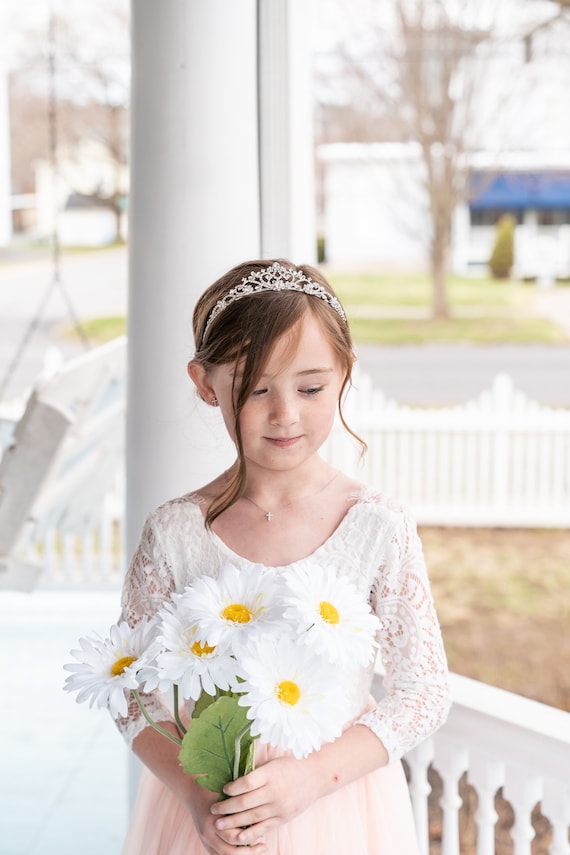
[258,0,317,262]
[0,61,12,247]
[127,0,260,557]
[127,0,317,806]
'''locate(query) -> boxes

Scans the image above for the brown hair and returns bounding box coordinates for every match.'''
[192,258,365,527]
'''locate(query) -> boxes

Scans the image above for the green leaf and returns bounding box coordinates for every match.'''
[191,687,235,720]
[239,734,257,778]
[179,695,254,795]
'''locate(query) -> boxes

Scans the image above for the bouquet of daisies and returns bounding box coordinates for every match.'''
[64,561,380,796]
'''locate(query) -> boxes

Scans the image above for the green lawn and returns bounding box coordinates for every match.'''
[75,316,127,342]
[326,270,568,344]
[64,271,569,346]
[328,271,536,307]
[349,315,567,345]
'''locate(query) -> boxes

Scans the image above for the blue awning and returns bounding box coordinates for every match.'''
[469,171,570,210]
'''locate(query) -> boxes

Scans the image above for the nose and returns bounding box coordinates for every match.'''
[269,392,299,427]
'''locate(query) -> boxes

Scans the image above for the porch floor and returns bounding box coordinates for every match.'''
[0,589,128,855]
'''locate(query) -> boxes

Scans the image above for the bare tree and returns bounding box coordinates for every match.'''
[8,1,129,239]
[51,6,130,240]
[393,3,488,317]
[318,0,558,318]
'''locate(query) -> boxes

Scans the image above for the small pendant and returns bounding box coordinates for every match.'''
[265,511,273,521]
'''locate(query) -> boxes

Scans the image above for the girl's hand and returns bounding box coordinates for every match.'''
[186,783,268,855]
[211,756,317,848]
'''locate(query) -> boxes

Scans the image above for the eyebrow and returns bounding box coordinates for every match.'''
[256,367,335,380]
[296,368,335,376]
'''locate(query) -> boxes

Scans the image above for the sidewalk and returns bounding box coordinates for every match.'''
[0,589,128,855]
[534,285,570,336]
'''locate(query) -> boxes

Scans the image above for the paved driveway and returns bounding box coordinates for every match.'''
[356,342,570,406]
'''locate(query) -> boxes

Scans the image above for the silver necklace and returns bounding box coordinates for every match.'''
[242,472,340,522]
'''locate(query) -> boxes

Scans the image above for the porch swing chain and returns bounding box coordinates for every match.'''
[0,8,91,401]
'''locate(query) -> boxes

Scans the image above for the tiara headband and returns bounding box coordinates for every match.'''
[199,262,347,347]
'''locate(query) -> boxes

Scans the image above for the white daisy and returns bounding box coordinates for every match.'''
[182,562,282,651]
[63,618,156,719]
[140,593,239,701]
[281,562,381,667]
[237,636,347,759]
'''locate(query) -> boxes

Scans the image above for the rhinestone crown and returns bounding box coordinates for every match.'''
[200,262,347,347]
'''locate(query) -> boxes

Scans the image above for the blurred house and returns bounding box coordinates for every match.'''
[319,142,570,280]
[458,158,570,281]
[11,137,128,246]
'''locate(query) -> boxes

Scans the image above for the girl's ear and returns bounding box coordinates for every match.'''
[187,360,216,405]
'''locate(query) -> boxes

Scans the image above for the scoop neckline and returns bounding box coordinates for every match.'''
[196,485,373,570]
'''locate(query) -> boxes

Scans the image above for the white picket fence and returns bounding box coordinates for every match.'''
[23,370,569,588]
[325,370,570,527]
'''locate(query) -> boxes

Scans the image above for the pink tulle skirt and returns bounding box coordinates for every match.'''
[122,742,420,855]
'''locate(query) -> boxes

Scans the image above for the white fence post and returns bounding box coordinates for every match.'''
[325,370,570,528]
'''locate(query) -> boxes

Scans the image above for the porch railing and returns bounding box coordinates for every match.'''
[400,672,570,855]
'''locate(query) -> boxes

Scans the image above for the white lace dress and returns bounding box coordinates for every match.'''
[119,488,451,855]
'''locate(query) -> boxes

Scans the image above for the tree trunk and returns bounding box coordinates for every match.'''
[112,193,124,244]
[431,235,450,319]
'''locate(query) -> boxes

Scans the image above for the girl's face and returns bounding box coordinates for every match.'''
[207,313,346,475]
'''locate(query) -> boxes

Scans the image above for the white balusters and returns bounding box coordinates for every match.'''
[406,738,435,855]
[467,754,505,855]
[541,779,570,855]
[502,767,542,855]
[34,504,125,588]
[62,531,76,582]
[427,673,570,855]
[434,737,469,855]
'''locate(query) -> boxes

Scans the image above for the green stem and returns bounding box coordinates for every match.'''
[132,689,182,747]
[173,685,187,736]
[233,724,251,781]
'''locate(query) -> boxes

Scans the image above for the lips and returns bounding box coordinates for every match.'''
[266,436,301,448]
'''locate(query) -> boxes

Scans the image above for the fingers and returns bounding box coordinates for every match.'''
[205,819,268,854]
[212,770,268,822]
[222,767,263,799]
[214,800,274,832]
[215,820,269,850]
[213,799,276,850]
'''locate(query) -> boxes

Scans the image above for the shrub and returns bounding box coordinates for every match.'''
[488,214,516,279]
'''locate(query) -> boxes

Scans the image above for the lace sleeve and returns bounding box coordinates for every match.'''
[114,513,177,747]
[356,510,451,762]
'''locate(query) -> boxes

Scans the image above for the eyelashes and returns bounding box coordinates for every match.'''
[251,386,325,398]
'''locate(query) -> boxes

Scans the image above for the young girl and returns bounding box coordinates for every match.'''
[119,258,451,855]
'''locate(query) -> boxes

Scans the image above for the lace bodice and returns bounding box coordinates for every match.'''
[118,488,451,763]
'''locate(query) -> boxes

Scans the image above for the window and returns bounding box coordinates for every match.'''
[470,209,523,227]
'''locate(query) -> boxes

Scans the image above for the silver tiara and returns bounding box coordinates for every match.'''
[200,262,347,347]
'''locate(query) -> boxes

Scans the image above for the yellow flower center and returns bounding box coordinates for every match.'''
[221,603,252,623]
[275,680,301,706]
[319,600,340,624]
[191,640,216,657]
[110,655,137,677]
